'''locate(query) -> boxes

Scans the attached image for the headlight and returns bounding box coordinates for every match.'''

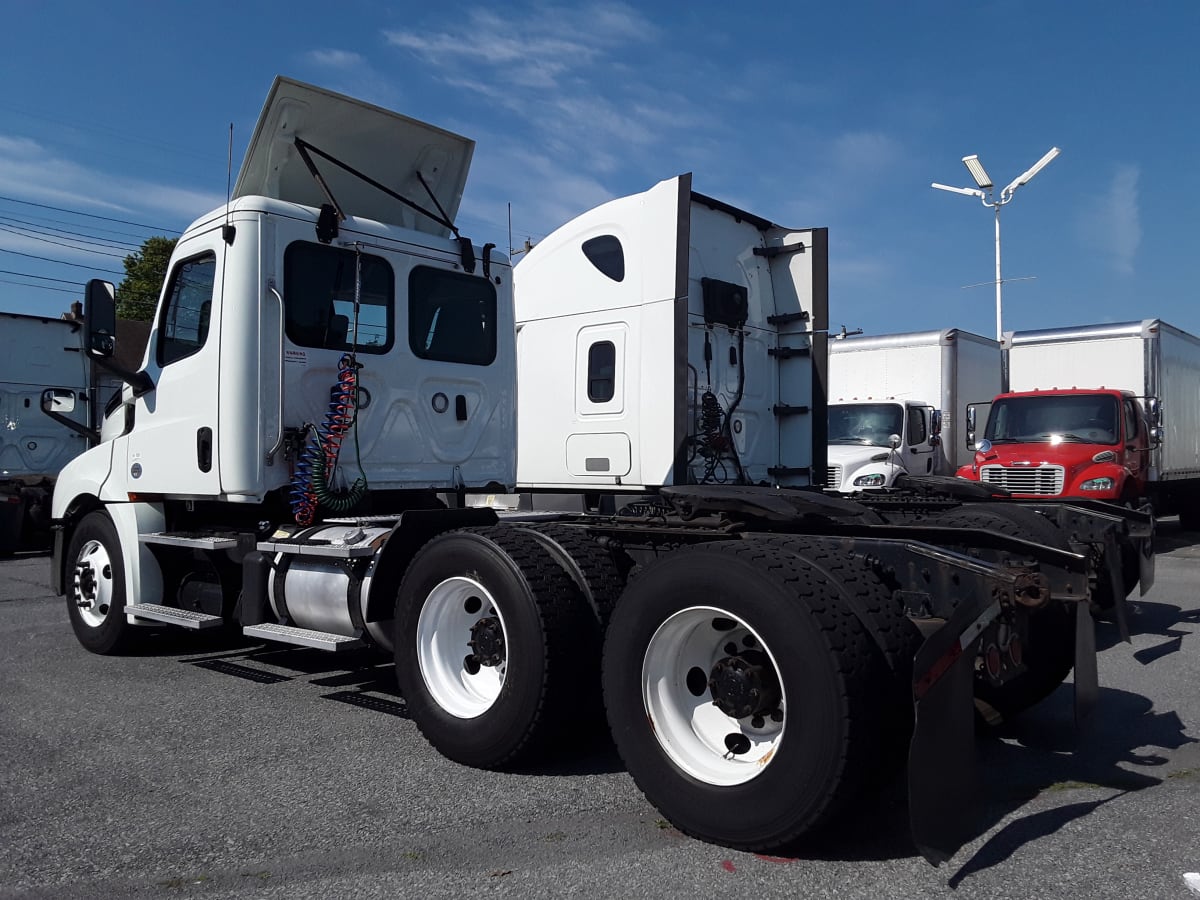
[853,473,887,487]
[1079,477,1115,491]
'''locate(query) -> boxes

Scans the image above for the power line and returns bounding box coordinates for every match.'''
[0,194,177,233]
[0,215,144,251]
[0,269,84,285]
[0,247,124,277]
[0,278,81,295]
[0,207,160,242]
[0,224,131,259]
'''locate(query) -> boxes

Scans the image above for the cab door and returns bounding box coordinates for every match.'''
[1122,396,1148,487]
[119,236,223,496]
[905,404,938,474]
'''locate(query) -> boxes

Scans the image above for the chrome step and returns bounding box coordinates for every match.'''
[256,539,376,559]
[243,623,365,651]
[124,604,224,629]
[139,532,242,550]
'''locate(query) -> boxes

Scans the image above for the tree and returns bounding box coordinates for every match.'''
[117,236,177,321]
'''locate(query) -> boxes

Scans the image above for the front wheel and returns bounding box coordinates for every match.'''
[602,541,883,851]
[394,527,597,769]
[66,511,138,654]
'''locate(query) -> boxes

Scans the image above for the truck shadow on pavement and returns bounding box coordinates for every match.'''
[177,641,627,776]
[943,683,1196,887]
[773,680,1195,873]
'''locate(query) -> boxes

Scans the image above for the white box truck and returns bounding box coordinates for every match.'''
[825,329,1001,491]
[0,312,94,553]
[959,320,1200,528]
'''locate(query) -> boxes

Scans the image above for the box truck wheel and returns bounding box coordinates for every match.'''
[66,511,139,655]
[935,505,1075,723]
[394,527,597,769]
[601,541,882,851]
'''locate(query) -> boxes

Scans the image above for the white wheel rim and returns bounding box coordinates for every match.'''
[73,538,114,628]
[642,605,786,786]
[416,576,508,719]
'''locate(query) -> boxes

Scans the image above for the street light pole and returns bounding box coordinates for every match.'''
[932,147,1060,342]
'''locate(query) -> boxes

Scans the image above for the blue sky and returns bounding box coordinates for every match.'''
[2,1,1197,342]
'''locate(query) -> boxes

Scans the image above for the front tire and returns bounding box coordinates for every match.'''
[394,526,596,769]
[602,541,883,851]
[66,511,138,655]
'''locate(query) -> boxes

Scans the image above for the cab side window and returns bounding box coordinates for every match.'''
[587,341,615,402]
[409,266,497,365]
[158,253,216,366]
[1123,399,1140,443]
[285,243,394,353]
[907,408,927,445]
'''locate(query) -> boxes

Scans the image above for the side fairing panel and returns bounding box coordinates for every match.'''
[515,175,826,490]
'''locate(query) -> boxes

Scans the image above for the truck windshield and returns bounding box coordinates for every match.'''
[985,394,1120,445]
[828,403,904,447]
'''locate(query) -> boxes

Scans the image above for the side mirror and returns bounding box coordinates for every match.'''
[85,279,117,359]
[930,409,943,436]
[41,388,76,414]
[1146,396,1162,427]
[888,433,902,450]
[965,405,977,450]
[975,438,993,455]
[1149,426,1164,445]
[81,278,155,397]
[39,388,97,444]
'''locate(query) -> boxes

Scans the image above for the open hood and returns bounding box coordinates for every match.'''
[233,77,474,237]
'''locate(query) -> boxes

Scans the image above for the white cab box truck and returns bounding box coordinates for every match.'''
[825,329,1001,492]
[0,312,94,552]
[49,77,1151,866]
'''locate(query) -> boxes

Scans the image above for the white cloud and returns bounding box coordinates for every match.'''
[307,49,366,69]
[0,134,224,226]
[1077,164,1140,275]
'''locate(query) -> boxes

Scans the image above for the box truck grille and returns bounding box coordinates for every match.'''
[979,465,1065,495]
[824,465,842,489]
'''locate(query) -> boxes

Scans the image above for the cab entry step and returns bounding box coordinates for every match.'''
[243,623,365,651]
[124,604,224,629]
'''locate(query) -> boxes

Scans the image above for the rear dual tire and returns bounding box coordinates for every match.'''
[602,541,885,851]
[394,526,603,769]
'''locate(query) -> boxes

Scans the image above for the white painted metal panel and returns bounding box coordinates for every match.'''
[234,77,474,238]
[565,433,632,476]
[0,314,91,480]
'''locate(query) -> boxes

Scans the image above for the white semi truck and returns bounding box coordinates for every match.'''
[0,311,95,553]
[825,329,1001,492]
[50,77,1151,865]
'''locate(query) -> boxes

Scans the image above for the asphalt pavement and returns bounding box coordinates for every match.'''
[1,522,1198,899]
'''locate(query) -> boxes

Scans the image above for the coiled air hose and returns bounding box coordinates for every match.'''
[289,353,368,525]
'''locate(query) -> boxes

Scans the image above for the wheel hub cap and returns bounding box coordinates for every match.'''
[468,615,506,667]
[708,649,781,719]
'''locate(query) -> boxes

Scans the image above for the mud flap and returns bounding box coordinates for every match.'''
[1074,598,1099,726]
[1103,529,1131,644]
[907,596,999,865]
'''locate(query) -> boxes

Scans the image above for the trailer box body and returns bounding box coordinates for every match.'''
[0,313,91,550]
[825,329,1000,490]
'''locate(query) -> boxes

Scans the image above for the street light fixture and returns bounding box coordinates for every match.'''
[932,147,1061,341]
